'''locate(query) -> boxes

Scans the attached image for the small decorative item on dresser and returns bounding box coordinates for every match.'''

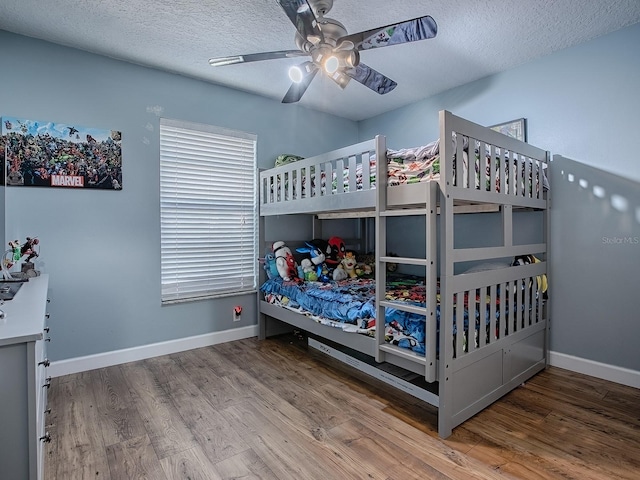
[1,237,41,280]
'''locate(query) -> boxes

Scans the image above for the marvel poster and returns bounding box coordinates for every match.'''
[1,117,122,189]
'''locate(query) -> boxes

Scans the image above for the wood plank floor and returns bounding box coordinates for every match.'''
[44,333,640,479]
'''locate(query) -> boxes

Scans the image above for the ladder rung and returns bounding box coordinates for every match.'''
[380,256,429,266]
[379,344,427,365]
[380,208,430,217]
[379,300,428,316]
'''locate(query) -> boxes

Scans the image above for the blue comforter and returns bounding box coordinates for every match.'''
[261,276,430,354]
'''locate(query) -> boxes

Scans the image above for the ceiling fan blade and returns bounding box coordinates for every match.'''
[277,0,323,42]
[344,63,397,95]
[282,62,319,103]
[209,50,308,66]
[338,15,437,51]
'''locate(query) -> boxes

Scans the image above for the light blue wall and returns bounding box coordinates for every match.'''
[550,155,639,370]
[0,31,358,361]
[359,23,640,371]
[360,23,640,182]
[2,22,639,372]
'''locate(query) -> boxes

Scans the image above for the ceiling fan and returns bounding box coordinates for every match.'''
[209,0,437,103]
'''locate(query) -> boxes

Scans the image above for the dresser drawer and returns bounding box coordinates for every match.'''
[0,275,50,480]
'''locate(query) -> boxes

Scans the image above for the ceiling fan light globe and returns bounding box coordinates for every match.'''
[324,55,340,74]
[288,65,304,83]
[346,50,359,68]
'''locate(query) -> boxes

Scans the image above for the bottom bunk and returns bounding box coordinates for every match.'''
[258,267,548,437]
[261,270,546,362]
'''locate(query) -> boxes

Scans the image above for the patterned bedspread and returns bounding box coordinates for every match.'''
[261,275,434,355]
[261,274,539,355]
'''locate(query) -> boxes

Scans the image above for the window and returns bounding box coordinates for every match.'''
[160,118,257,303]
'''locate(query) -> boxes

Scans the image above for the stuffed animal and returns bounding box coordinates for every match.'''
[326,236,346,266]
[272,241,299,281]
[296,239,329,283]
[355,262,373,277]
[296,240,330,282]
[298,258,319,281]
[259,252,279,279]
[334,251,358,280]
[512,254,548,299]
[356,253,375,277]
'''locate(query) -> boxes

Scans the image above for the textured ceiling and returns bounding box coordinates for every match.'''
[1,0,639,121]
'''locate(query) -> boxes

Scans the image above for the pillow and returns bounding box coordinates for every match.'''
[274,154,304,168]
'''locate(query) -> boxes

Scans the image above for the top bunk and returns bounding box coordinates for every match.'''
[259,110,549,217]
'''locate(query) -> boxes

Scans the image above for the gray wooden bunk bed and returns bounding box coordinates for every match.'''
[258,110,550,438]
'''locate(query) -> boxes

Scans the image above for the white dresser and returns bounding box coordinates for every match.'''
[0,275,50,480]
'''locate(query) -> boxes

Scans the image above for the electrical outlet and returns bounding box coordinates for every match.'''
[233,305,242,322]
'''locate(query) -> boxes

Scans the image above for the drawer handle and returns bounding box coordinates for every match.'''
[45,337,51,342]
[45,313,51,319]
[44,327,50,333]
[40,433,51,443]
[43,377,51,389]
[44,408,52,415]
[38,359,50,367]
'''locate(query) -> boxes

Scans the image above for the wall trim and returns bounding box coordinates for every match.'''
[48,325,258,378]
[549,351,640,389]
[49,336,640,388]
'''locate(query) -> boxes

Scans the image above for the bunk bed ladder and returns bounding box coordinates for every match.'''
[375,135,438,383]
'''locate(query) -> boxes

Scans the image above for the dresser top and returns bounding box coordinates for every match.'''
[0,274,49,346]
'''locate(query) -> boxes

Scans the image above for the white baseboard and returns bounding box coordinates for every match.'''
[48,325,259,378]
[549,351,640,389]
[49,334,640,389]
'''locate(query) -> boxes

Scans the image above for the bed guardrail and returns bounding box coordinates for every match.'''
[259,138,379,215]
[439,110,550,209]
[259,112,549,217]
[447,262,547,359]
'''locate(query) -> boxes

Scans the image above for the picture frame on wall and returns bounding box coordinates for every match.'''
[1,116,122,190]
[490,118,527,142]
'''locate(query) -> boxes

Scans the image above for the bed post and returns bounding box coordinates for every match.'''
[258,185,267,340]
[544,152,552,366]
[424,180,438,383]
[437,110,455,438]
[374,134,388,364]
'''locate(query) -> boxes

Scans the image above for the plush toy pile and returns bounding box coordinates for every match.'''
[260,236,376,283]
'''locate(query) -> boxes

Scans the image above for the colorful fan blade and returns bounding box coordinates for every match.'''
[277,0,323,41]
[345,63,397,94]
[209,50,307,66]
[339,15,437,51]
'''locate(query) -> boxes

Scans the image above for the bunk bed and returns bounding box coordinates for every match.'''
[257,110,550,438]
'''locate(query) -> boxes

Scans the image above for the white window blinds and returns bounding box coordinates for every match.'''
[160,118,257,303]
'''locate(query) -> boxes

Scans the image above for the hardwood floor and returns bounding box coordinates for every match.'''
[44,333,640,479]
